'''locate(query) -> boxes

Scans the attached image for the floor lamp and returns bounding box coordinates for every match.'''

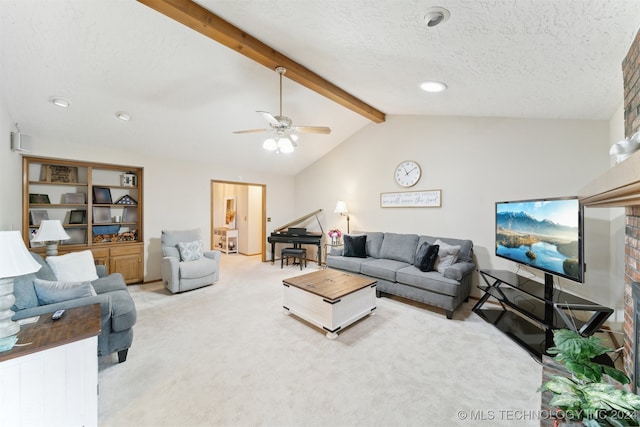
[334,200,350,234]
[0,231,42,339]
[31,220,70,256]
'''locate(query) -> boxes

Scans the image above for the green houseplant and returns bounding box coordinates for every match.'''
[542,329,640,426]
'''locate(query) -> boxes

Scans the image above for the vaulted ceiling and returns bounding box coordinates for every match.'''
[1,1,639,175]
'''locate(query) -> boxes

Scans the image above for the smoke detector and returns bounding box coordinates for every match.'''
[424,7,450,27]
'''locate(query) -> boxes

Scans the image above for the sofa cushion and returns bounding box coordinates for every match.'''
[325,255,369,273]
[179,257,217,279]
[379,233,419,264]
[33,278,96,305]
[178,239,203,261]
[396,266,462,297]
[415,242,440,272]
[434,239,461,274]
[363,232,384,258]
[12,273,39,310]
[46,250,99,282]
[361,258,410,282]
[343,235,367,258]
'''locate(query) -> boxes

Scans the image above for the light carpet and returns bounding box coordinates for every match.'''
[98,254,542,427]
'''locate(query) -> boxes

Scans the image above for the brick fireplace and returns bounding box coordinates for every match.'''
[580,27,640,385]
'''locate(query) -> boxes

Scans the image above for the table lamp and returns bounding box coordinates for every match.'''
[334,200,350,234]
[31,220,70,256]
[0,230,42,339]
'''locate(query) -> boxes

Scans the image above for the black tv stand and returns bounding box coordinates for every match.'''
[473,269,613,362]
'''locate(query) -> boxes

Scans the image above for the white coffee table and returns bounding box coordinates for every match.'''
[282,269,377,339]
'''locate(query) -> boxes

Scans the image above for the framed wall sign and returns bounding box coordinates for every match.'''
[380,190,442,208]
[93,187,112,204]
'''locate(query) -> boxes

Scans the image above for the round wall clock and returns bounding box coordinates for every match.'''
[394,160,421,187]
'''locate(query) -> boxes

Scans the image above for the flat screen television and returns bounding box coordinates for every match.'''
[495,196,584,283]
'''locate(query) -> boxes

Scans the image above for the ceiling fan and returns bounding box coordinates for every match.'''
[233,66,331,153]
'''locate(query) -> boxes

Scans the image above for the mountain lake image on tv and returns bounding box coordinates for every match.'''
[495,197,584,282]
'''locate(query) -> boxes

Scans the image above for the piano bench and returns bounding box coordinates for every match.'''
[281,248,307,270]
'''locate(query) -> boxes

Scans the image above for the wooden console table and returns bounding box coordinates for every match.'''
[0,304,101,426]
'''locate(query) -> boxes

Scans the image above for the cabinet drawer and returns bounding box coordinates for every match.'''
[90,248,110,258]
[109,244,142,256]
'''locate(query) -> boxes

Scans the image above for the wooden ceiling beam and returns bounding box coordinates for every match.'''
[137,0,386,124]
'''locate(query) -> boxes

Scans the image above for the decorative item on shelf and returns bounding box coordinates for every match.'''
[328,229,342,245]
[120,172,137,187]
[62,192,85,204]
[68,209,87,224]
[29,209,49,226]
[40,164,78,183]
[0,230,42,340]
[93,206,111,223]
[31,219,71,256]
[609,131,640,164]
[122,206,137,222]
[334,201,350,234]
[29,193,50,204]
[115,195,137,205]
[63,228,87,245]
[112,215,122,223]
[93,225,121,237]
[92,187,112,204]
[117,230,137,242]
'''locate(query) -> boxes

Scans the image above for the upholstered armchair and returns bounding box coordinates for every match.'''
[161,229,221,293]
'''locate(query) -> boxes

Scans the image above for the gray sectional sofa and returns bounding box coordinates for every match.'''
[326,232,475,319]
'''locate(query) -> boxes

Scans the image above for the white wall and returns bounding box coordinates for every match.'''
[295,115,619,307]
[0,128,295,281]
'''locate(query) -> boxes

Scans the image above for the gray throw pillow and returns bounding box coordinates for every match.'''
[178,240,203,261]
[33,278,97,305]
[343,235,367,258]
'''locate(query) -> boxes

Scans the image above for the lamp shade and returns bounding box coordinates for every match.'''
[334,201,349,215]
[31,220,70,242]
[0,231,41,278]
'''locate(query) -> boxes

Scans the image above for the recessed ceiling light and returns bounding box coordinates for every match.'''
[424,7,450,27]
[115,111,131,121]
[420,81,448,93]
[50,97,70,108]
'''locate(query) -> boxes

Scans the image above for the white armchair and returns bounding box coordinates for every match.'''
[161,229,221,293]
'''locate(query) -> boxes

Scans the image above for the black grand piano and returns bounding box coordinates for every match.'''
[268,209,324,266]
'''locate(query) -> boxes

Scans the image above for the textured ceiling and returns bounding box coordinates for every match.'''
[1,0,639,175]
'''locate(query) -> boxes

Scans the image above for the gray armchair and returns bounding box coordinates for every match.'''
[161,229,221,293]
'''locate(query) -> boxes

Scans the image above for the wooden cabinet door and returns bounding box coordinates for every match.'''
[109,245,143,284]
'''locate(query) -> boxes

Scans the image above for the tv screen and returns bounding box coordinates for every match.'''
[495,197,584,283]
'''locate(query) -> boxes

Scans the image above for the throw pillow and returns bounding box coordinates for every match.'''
[434,239,461,274]
[415,242,440,272]
[178,240,203,261]
[46,250,99,282]
[343,235,367,258]
[33,278,97,305]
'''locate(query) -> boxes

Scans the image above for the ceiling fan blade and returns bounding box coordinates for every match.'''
[257,111,280,126]
[294,126,332,134]
[233,128,270,134]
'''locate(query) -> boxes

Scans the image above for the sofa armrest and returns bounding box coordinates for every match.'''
[12,294,111,321]
[203,250,221,261]
[92,272,127,294]
[162,256,180,292]
[443,261,475,281]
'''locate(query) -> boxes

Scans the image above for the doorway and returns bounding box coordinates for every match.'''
[211,180,266,261]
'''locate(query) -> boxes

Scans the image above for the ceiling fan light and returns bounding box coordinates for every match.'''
[290,133,299,142]
[263,138,277,151]
[277,137,294,154]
